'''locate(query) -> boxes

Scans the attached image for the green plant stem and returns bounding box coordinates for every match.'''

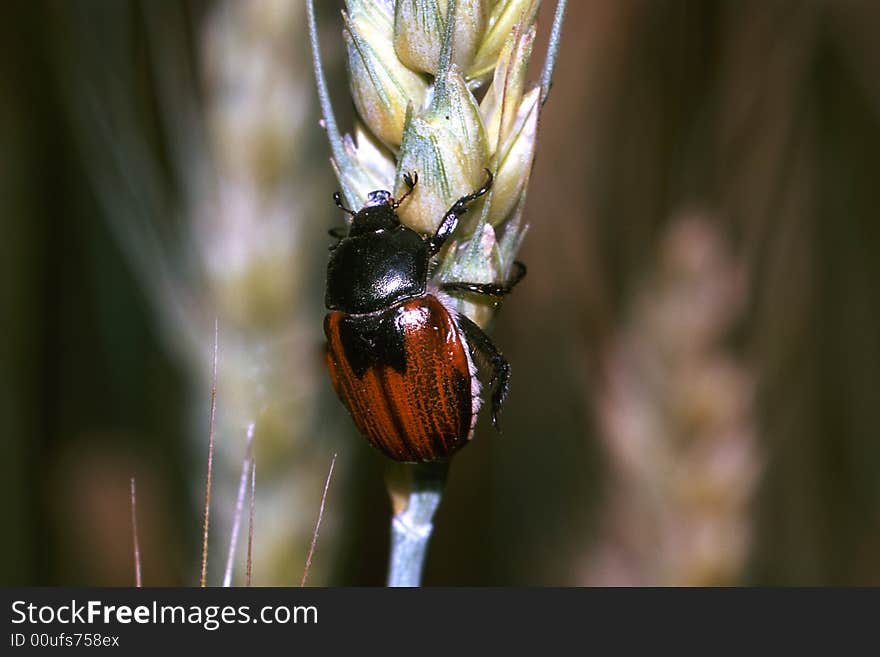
[386,461,449,587]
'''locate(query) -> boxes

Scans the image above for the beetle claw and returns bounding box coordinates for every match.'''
[403,171,419,189]
[394,171,419,208]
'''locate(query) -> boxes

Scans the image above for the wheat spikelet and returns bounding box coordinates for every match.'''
[586,212,761,585]
[70,0,336,584]
[197,0,331,585]
[311,0,566,328]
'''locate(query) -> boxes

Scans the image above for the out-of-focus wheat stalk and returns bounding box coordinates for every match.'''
[585,212,761,586]
[309,0,567,586]
[196,0,331,585]
[62,0,335,584]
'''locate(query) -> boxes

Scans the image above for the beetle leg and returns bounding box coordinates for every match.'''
[427,170,494,256]
[327,226,348,250]
[441,261,526,298]
[393,171,419,209]
[455,312,510,431]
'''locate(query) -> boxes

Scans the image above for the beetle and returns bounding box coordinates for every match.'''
[323,170,526,462]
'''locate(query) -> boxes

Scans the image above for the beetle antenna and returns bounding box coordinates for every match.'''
[392,172,419,209]
[334,192,356,217]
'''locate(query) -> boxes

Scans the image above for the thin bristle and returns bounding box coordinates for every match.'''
[223,422,256,587]
[541,0,569,105]
[301,453,338,587]
[130,477,142,588]
[246,459,256,587]
[200,319,219,588]
[306,0,346,166]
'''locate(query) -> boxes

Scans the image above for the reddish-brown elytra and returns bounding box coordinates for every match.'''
[323,171,526,462]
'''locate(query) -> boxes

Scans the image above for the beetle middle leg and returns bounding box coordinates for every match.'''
[327,226,348,250]
[328,192,356,247]
[427,170,494,256]
[441,261,527,298]
[455,312,511,430]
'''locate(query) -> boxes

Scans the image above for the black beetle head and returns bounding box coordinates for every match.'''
[348,189,400,237]
[364,190,393,207]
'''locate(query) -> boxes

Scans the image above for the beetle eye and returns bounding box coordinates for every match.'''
[365,190,393,208]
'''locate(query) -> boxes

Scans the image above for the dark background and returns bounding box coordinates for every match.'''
[2,0,879,586]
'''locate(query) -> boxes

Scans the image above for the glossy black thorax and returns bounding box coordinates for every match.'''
[325,203,430,315]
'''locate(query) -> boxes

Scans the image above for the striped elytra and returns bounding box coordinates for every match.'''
[324,295,476,462]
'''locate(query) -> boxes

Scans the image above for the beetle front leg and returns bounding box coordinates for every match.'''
[393,171,419,209]
[456,312,510,430]
[441,261,526,298]
[427,170,494,256]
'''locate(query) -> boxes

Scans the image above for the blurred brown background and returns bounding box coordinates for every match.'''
[2,0,879,586]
